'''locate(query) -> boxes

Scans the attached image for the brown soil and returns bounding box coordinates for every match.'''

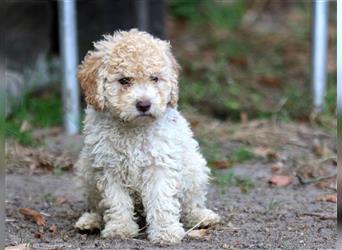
[5,117,336,250]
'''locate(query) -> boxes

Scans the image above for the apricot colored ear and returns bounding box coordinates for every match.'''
[167,49,180,108]
[78,52,104,111]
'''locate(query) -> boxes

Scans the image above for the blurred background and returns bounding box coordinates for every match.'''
[5,1,337,248]
[5,0,336,144]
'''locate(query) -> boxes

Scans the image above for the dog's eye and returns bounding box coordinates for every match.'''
[118,78,131,85]
[150,76,159,83]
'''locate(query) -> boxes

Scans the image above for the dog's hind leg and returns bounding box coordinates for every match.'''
[181,153,220,228]
[75,158,103,232]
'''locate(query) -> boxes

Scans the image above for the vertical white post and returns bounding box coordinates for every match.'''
[312,0,329,113]
[58,0,80,134]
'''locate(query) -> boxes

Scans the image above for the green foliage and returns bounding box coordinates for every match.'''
[216,38,250,59]
[168,0,201,21]
[265,198,281,212]
[315,78,337,133]
[168,0,245,29]
[197,137,224,162]
[5,90,63,146]
[213,170,255,194]
[43,193,56,204]
[52,167,65,177]
[231,146,254,163]
[324,75,337,115]
[170,1,336,126]
[282,85,311,120]
[5,126,34,146]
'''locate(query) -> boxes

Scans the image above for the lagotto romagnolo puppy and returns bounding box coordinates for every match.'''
[74,29,220,244]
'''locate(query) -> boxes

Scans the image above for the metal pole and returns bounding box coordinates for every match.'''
[312,0,329,113]
[136,0,149,31]
[58,0,80,134]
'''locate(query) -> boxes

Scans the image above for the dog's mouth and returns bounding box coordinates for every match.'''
[135,112,155,120]
[138,112,153,117]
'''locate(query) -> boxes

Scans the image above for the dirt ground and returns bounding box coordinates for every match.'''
[5,115,337,250]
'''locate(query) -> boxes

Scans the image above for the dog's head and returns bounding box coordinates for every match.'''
[78,29,180,124]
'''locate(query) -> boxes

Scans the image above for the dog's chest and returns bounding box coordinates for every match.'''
[108,129,155,184]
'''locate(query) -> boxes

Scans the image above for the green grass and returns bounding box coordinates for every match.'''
[231,146,254,163]
[197,137,225,163]
[198,137,255,169]
[43,192,56,204]
[213,170,255,194]
[5,90,63,146]
[265,199,282,212]
[169,0,245,29]
[171,2,336,126]
[52,167,65,177]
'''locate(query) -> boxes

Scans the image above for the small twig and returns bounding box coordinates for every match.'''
[131,238,147,243]
[5,218,17,222]
[40,212,51,217]
[326,185,337,191]
[185,217,207,235]
[286,141,308,148]
[296,173,337,185]
[319,156,337,165]
[300,212,336,220]
[220,225,240,231]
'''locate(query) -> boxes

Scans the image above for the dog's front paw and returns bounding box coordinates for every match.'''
[198,209,220,227]
[101,220,139,239]
[148,223,185,244]
[75,212,102,232]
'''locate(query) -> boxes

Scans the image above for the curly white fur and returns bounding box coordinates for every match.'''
[75,29,220,244]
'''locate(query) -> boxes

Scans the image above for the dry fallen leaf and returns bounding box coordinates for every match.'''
[312,139,324,157]
[187,229,208,239]
[271,162,284,173]
[314,178,333,189]
[49,224,57,236]
[19,208,46,226]
[210,160,232,169]
[300,168,315,179]
[316,194,337,203]
[7,144,74,174]
[268,175,293,186]
[266,150,279,161]
[20,120,32,133]
[55,196,67,205]
[229,56,247,68]
[258,75,282,88]
[254,146,279,161]
[32,126,62,140]
[222,243,234,250]
[34,232,43,239]
[5,244,30,250]
[190,119,200,129]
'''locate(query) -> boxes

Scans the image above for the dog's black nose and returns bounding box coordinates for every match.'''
[136,100,151,112]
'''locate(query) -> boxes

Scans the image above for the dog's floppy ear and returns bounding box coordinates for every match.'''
[78,52,104,111]
[166,47,180,108]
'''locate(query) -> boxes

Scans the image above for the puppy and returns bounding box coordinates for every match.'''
[75,29,220,244]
